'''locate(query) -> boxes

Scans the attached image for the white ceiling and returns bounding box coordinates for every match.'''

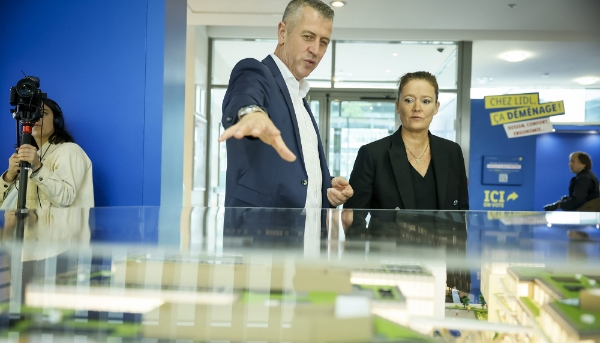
[188,0,600,89]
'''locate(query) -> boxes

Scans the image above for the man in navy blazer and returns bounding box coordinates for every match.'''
[219,0,353,209]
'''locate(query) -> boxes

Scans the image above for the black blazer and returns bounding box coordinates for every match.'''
[345,128,469,210]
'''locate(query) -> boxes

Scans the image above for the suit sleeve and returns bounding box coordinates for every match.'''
[560,176,593,211]
[345,145,375,209]
[222,59,271,129]
[457,145,469,210]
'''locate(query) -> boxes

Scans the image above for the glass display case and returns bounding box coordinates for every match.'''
[0,207,598,342]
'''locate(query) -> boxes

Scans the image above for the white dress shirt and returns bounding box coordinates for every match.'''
[270,53,322,209]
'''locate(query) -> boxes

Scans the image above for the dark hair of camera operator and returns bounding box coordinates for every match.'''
[1,98,94,209]
[544,152,599,211]
[43,99,74,144]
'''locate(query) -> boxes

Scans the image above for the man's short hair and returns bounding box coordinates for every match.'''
[573,151,593,170]
[282,0,334,30]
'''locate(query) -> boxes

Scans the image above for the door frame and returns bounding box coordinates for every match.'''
[307,88,399,163]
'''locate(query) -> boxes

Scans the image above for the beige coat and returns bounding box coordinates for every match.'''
[1,142,94,209]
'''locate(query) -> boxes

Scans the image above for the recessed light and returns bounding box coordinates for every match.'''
[500,51,531,62]
[386,69,391,73]
[330,1,346,7]
[476,77,494,84]
[574,76,599,85]
[392,53,398,57]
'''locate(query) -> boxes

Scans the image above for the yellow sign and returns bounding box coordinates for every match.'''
[484,93,539,109]
[487,211,538,220]
[489,101,565,126]
[483,190,519,208]
[506,192,518,201]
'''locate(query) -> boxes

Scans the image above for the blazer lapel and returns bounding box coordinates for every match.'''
[430,134,448,208]
[389,129,416,209]
[262,55,305,166]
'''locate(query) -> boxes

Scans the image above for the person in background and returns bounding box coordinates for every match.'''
[544,151,599,211]
[1,98,94,209]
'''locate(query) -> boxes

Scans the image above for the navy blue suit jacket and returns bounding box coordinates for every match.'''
[222,55,332,208]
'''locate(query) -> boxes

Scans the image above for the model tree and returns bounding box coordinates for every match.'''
[479,294,486,308]
[461,296,470,308]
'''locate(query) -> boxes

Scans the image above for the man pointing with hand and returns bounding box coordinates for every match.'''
[219,0,353,209]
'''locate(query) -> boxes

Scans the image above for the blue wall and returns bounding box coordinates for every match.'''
[0,0,185,207]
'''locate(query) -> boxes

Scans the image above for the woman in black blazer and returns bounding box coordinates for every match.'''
[344,71,469,211]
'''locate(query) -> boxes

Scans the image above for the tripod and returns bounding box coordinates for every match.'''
[14,122,37,240]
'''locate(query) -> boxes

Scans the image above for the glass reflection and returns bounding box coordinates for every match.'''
[0,207,597,342]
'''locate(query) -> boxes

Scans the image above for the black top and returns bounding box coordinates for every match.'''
[410,162,439,210]
[561,169,600,211]
[344,128,469,211]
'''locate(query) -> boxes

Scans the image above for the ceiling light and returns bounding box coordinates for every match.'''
[386,69,391,73]
[500,51,531,62]
[476,77,493,84]
[575,76,599,85]
[392,53,398,57]
[330,1,346,7]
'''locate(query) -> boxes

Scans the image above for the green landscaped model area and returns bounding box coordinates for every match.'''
[509,266,550,279]
[520,297,540,317]
[475,309,488,321]
[241,291,338,304]
[374,316,433,342]
[539,274,596,299]
[0,306,141,338]
[509,267,597,299]
[358,285,403,300]
[550,302,600,334]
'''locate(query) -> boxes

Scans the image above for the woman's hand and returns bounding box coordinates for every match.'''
[3,153,20,182]
[17,144,41,171]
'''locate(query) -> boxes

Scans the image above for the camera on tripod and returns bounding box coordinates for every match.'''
[10,76,47,123]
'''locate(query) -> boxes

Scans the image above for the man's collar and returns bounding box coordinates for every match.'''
[270,53,310,98]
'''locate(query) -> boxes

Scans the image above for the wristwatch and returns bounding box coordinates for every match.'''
[238,105,266,120]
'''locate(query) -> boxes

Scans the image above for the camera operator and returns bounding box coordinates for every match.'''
[1,98,94,209]
[544,151,599,211]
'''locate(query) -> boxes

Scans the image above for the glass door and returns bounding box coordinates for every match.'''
[308,91,398,180]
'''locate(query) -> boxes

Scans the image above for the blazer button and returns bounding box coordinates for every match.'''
[453,200,458,206]
[226,117,232,122]
[301,179,308,186]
